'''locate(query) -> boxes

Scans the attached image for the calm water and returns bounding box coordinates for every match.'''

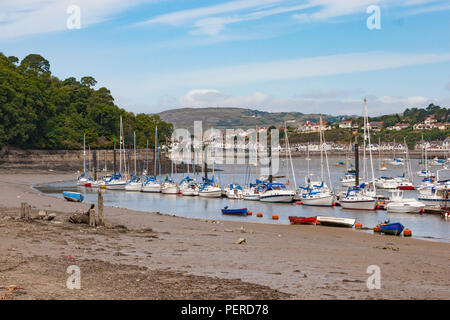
[35,156,450,243]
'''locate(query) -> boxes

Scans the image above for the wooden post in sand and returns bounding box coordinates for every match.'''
[89,208,96,227]
[20,202,25,219]
[20,202,31,220]
[97,190,104,226]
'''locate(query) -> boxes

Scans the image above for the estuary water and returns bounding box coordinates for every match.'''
[35,156,450,242]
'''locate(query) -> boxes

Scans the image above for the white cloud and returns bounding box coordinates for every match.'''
[176,88,440,116]
[137,0,446,36]
[0,0,158,39]
[150,51,450,89]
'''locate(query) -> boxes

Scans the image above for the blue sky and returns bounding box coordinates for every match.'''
[1,0,449,116]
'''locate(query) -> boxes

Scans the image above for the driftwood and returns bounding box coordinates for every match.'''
[68,204,95,225]
[0,285,24,300]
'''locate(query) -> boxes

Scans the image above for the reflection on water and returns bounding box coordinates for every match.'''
[35,157,450,243]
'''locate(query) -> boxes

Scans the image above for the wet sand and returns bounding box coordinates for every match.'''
[0,169,449,299]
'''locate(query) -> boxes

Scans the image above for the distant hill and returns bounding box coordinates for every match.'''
[157,107,345,130]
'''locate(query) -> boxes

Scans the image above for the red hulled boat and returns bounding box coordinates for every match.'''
[288,216,317,225]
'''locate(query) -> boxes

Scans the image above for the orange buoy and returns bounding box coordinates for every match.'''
[373,226,381,232]
[355,223,363,229]
[376,205,380,210]
[257,212,263,218]
[295,201,302,205]
[272,215,279,220]
[247,211,253,215]
[403,229,412,237]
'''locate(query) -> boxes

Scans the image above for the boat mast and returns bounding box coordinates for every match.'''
[88,145,91,175]
[322,123,333,192]
[364,98,376,195]
[319,116,324,182]
[404,138,412,181]
[146,139,149,174]
[83,134,86,174]
[119,115,123,176]
[285,121,297,190]
[134,131,137,176]
[378,136,382,169]
[362,112,367,182]
[154,126,158,176]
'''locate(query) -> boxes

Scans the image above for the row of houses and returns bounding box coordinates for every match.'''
[412,116,448,130]
[295,114,448,134]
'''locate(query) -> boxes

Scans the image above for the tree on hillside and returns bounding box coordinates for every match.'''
[19,54,50,74]
[0,52,173,150]
[81,76,97,88]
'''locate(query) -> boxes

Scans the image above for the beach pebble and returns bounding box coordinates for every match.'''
[235,238,246,244]
[224,229,233,232]
[38,210,47,218]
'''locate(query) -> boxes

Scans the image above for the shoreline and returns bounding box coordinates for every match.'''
[1,169,449,299]
[33,180,450,244]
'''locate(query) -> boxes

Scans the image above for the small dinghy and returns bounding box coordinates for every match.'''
[221,206,248,215]
[288,216,317,225]
[316,216,355,228]
[377,221,404,235]
[63,191,84,202]
[334,162,346,167]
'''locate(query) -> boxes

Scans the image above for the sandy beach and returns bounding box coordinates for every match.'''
[0,168,449,300]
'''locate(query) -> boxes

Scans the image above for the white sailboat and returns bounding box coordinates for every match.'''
[77,134,92,186]
[142,126,162,193]
[125,131,142,191]
[386,190,425,213]
[105,116,127,190]
[259,124,295,203]
[301,116,334,207]
[340,98,377,211]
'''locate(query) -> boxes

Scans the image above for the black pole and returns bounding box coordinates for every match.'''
[113,142,116,175]
[93,150,97,181]
[355,143,359,186]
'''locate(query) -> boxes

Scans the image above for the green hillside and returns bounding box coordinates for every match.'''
[158,107,344,130]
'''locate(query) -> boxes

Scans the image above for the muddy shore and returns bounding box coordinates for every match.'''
[0,169,449,299]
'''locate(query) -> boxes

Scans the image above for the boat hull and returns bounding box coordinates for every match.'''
[63,191,84,202]
[125,183,142,191]
[316,216,355,228]
[301,194,334,207]
[199,189,222,198]
[378,222,404,235]
[288,216,317,225]
[105,182,127,190]
[142,183,161,193]
[340,199,376,210]
[161,185,179,194]
[243,194,260,201]
[221,208,248,215]
[397,185,415,190]
[386,202,425,213]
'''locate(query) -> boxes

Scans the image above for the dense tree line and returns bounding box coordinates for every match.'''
[0,53,172,150]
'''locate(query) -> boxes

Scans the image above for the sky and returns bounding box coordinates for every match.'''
[0,0,449,116]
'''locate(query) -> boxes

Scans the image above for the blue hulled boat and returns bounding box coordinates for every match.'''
[378,221,404,235]
[221,206,248,215]
[63,191,84,202]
